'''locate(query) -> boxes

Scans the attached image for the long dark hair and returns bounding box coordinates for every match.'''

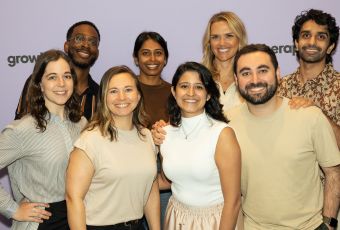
[85,65,147,141]
[28,49,81,132]
[168,62,228,127]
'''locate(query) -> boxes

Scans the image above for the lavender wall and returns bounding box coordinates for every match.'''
[0,0,339,228]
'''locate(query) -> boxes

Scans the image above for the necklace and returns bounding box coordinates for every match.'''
[180,116,203,140]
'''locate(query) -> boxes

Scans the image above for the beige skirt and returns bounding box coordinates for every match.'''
[164,196,223,230]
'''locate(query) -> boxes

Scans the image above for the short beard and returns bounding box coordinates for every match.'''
[238,78,278,105]
[68,51,97,69]
[298,45,326,63]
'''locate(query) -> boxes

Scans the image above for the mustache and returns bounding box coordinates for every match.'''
[245,82,268,91]
[301,45,322,51]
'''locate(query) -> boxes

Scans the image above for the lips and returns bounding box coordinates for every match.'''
[144,63,161,70]
[183,99,198,103]
[115,103,129,108]
[218,48,229,53]
[302,46,321,53]
[76,49,90,58]
[53,90,68,95]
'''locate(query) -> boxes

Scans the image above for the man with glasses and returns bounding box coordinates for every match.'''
[15,21,100,121]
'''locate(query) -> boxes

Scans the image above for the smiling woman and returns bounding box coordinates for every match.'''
[0,49,87,230]
[158,62,241,230]
[66,65,160,230]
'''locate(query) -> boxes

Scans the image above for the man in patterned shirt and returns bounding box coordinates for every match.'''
[277,9,340,148]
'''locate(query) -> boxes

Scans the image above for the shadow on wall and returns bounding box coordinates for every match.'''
[0,168,13,227]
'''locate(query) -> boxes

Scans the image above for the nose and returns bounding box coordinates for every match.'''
[187,86,195,96]
[251,73,260,84]
[308,35,317,45]
[81,38,90,48]
[150,53,156,61]
[219,36,227,45]
[118,91,126,100]
[57,76,65,86]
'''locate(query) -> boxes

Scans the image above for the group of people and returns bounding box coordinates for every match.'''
[0,7,338,230]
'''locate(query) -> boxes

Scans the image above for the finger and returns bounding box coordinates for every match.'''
[36,209,52,217]
[156,127,166,135]
[30,216,44,223]
[33,202,50,208]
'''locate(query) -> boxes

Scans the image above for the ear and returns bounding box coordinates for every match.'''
[233,73,239,87]
[133,57,139,66]
[164,60,167,66]
[294,40,299,52]
[276,66,281,83]
[206,94,211,101]
[64,41,69,53]
[171,86,176,99]
[40,82,44,92]
[137,91,141,101]
[327,43,335,54]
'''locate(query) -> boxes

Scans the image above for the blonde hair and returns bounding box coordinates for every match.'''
[202,11,248,80]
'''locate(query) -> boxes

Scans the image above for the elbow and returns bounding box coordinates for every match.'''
[224,195,241,214]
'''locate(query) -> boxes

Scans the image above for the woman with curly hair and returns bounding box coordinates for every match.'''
[0,49,87,230]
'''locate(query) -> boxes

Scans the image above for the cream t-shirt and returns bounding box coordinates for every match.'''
[227,98,340,230]
[75,127,157,226]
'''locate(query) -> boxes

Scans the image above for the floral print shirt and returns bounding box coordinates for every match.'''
[278,64,340,126]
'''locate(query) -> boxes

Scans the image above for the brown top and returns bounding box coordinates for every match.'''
[139,79,171,128]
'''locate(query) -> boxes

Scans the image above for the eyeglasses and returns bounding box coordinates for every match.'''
[69,34,99,47]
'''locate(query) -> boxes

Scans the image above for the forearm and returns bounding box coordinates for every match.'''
[66,196,87,230]
[0,185,19,219]
[219,197,241,230]
[157,173,171,190]
[144,180,161,230]
[323,165,340,218]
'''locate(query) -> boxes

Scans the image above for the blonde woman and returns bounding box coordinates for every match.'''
[202,11,248,112]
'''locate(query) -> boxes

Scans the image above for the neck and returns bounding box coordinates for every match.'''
[298,59,326,84]
[74,66,90,94]
[112,115,134,131]
[48,106,65,120]
[246,95,282,117]
[138,73,162,86]
[214,59,234,82]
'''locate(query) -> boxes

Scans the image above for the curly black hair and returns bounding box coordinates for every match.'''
[292,9,339,64]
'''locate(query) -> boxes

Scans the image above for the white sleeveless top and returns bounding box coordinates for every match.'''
[160,112,228,206]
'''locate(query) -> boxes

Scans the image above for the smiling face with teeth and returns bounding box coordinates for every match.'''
[64,24,99,69]
[135,38,167,79]
[40,58,74,114]
[106,72,141,120]
[172,71,210,118]
[295,20,335,64]
[235,51,279,105]
[210,20,240,64]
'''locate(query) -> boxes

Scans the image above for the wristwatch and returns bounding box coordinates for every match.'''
[323,216,338,228]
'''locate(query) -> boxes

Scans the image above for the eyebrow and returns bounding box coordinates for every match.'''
[300,30,329,36]
[238,65,270,73]
[45,71,71,76]
[257,65,270,69]
[238,67,251,73]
